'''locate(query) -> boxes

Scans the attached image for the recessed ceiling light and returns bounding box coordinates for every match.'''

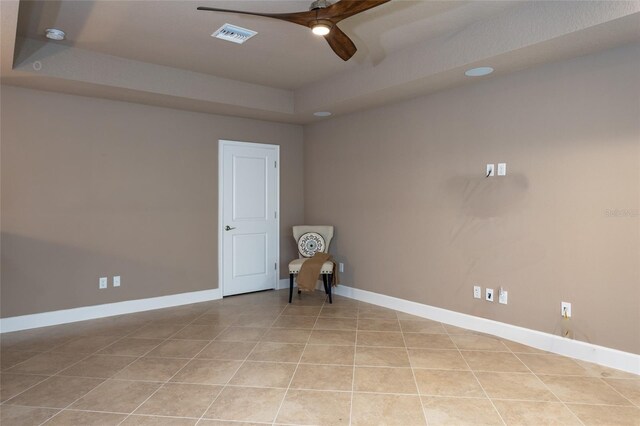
[465,66,494,77]
[44,28,66,41]
[313,111,332,117]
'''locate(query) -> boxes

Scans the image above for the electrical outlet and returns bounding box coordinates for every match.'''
[473,286,481,299]
[113,276,121,287]
[499,288,508,304]
[99,277,108,289]
[486,288,494,302]
[561,301,572,318]
[339,263,344,273]
[486,164,495,177]
[497,163,507,176]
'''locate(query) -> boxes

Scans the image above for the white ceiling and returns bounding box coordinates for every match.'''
[2,0,640,123]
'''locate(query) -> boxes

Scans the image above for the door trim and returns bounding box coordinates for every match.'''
[218,140,280,297]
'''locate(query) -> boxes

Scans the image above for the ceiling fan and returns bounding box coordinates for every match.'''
[197,0,391,61]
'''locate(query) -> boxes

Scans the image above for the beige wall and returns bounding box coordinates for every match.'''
[304,44,640,354]
[1,44,638,356]
[1,86,304,317]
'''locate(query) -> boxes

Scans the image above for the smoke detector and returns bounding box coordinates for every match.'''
[211,24,257,44]
[45,28,66,41]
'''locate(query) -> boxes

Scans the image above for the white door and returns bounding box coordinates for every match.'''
[219,140,279,296]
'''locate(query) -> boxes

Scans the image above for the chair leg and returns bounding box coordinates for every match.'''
[289,273,294,303]
[327,273,333,304]
[322,274,329,294]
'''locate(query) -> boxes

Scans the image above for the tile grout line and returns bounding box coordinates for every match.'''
[10,353,567,373]
[3,319,157,420]
[134,302,285,425]
[192,351,250,423]
[4,291,638,425]
[347,301,361,426]
[271,295,325,426]
[115,306,237,426]
[3,312,164,369]
[349,302,360,426]
[447,329,508,426]
[598,376,639,408]
[29,318,177,425]
[194,299,291,425]
[508,351,587,426]
[399,314,430,426]
[6,392,636,414]
[0,373,50,407]
[1,298,239,420]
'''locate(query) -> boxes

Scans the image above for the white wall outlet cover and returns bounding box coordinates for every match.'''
[561,301,572,317]
[497,163,507,176]
[339,263,345,273]
[486,288,494,301]
[486,164,495,177]
[473,286,482,299]
[499,290,508,304]
[113,276,121,287]
[99,277,108,289]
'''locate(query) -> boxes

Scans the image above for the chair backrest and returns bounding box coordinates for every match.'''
[293,225,334,258]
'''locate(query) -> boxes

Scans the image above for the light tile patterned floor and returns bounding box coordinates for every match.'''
[1,289,639,425]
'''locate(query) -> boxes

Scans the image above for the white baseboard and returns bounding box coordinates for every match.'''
[333,285,640,376]
[0,288,222,333]
[277,278,290,290]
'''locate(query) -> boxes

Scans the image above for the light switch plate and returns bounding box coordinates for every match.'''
[497,163,507,176]
[499,289,508,304]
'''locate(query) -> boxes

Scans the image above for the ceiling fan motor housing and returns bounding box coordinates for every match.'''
[309,0,332,10]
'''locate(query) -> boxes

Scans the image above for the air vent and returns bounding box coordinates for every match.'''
[211,24,257,44]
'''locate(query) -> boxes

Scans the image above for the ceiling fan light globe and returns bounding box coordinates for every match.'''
[312,23,331,36]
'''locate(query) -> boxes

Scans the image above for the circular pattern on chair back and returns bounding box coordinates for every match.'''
[298,232,325,257]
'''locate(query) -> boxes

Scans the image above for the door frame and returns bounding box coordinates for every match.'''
[218,139,280,297]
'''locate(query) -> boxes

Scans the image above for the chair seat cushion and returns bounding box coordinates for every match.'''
[288,258,334,274]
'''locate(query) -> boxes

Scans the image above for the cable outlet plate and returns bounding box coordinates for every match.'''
[499,289,508,304]
[486,164,495,177]
[486,288,494,302]
[473,286,481,299]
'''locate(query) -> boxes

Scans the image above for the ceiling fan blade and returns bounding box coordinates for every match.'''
[324,25,357,61]
[320,0,391,23]
[198,2,385,61]
[197,6,316,27]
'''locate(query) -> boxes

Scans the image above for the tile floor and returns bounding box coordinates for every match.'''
[1,289,639,425]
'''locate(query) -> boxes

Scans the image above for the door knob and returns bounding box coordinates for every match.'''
[225,225,236,231]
